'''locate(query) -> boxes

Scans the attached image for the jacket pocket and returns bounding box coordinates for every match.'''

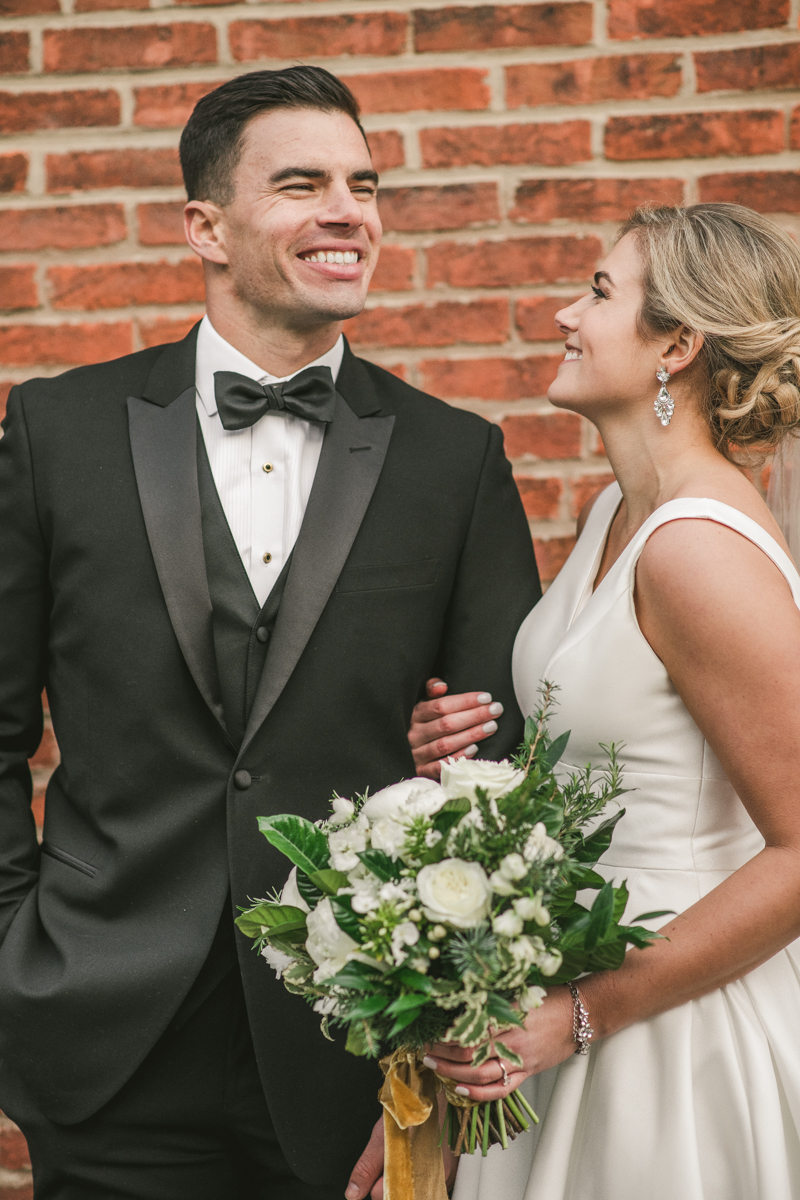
[41,842,98,879]
[336,558,439,594]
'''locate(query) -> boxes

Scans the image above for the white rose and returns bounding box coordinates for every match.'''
[440,757,525,804]
[499,853,528,882]
[417,859,492,929]
[260,942,294,979]
[370,818,408,861]
[513,892,550,926]
[328,813,369,872]
[280,866,310,914]
[328,796,356,827]
[362,778,445,822]
[493,910,524,937]
[519,985,547,1012]
[523,823,564,864]
[306,898,359,980]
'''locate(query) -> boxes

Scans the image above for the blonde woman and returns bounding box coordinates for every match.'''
[409,204,800,1200]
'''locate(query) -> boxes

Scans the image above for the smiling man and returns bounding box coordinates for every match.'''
[0,67,540,1199]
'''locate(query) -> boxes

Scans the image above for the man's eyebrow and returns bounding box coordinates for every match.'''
[269,166,328,184]
[594,270,614,287]
[351,169,379,185]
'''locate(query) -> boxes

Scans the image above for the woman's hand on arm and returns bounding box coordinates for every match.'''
[408,678,504,779]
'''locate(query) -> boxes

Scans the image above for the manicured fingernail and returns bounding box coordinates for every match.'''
[432,681,447,690]
[345,1186,360,1199]
[455,1086,470,1097]
[482,720,497,734]
[489,702,503,717]
[464,744,478,757]
[423,1056,437,1070]
[477,693,492,704]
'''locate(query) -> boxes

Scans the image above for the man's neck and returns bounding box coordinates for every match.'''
[205,302,343,378]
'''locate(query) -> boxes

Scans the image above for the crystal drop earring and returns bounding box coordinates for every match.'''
[654,367,675,426]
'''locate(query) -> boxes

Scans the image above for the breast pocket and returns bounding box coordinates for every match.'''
[335,558,439,594]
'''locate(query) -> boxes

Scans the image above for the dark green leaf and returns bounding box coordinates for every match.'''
[346,994,390,1021]
[534,947,585,986]
[257,815,329,876]
[356,849,402,882]
[388,1007,425,1038]
[632,910,675,922]
[523,715,538,744]
[235,902,307,939]
[572,808,625,863]
[346,1023,371,1056]
[587,939,626,971]
[262,918,307,943]
[486,994,524,1028]
[296,871,323,909]
[385,993,429,1018]
[394,966,435,994]
[585,882,614,951]
[536,801,564,838]
[612,880,628,922]
[308,868,349,896]
[541,730,570,772]
[569,866,606,890]
[547,884,577,917]
[330,895,362,940]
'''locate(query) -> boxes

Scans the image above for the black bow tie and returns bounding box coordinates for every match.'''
[213,366,337,432]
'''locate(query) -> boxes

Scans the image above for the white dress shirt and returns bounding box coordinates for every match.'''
[195,315,344,608]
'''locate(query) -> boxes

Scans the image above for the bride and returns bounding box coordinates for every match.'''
[410,203,800,1199]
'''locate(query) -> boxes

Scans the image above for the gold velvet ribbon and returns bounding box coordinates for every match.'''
[378,1049,448,1200]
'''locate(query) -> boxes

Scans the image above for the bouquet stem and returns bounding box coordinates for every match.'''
[444,1089,538,1157]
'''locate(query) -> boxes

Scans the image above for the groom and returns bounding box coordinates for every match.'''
[0,66,540,1197]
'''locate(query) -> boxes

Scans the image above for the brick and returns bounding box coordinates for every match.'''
[134,81,218,128]
[370,245,415,291]
[344,68,489,114]
[696,43,800,94]
[346,298,508,347]
[0,154,27,195]
[506,53,680,108]
[607,0,789,40]
[47,149,181,193]
[137,202,185,246]
[0,267,38,312]
[515,475,562,519]
[43,24,217,74]
[0,1125,29,1171]
[427,236,600,287]
[534,535,575,584]
[379,183,499,232]
[792,107,800,151]
[0,205,126,251]
[413,3,593,52]
[369,130,405,172]
[698,171,800,213]
[502,410,581,455]
[511,176,684,223]
[0,89,120,135]
[0,33,29,74]
[570,472,616,517]
[75,0,149,10]
[516,295,581,341]
[0,322,132,366]
[420,120,591,168]
[29,725,58,770]
[230,14,407,62]
[605,109,784,161]
[421,355,562,400]
[0,0,56,13]
[48,260,205,311]
[138,314,203,348]
[384,363,409,381]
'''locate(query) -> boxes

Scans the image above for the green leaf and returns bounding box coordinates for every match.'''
[330,895,362,940]
[263,918,308,943]
[612,880,629,922]
[572,809,625,864]
[346,994,390,1021]
[523,715,538,744]
[585,881,615,951]
[446,1008,490,1047]
[486,993,524,1029]
[346,1022,371,1057]
[541,730,570,772]
[536,800,564,838]
[538,947,586,986]
[356,849,402,882]
[393,966,435,994]
[385,993,429,1018]
[234,902,307,939]
[493,1040,524,1069]
[296,871,323,909]
[257,815,329,876]
[569,866,606,890]
[308,868,350,896]
[547,884,577,917]
[439,797,471,814]
[632,910,675,922]
[326,963,381,990]
[586,939,626,971]
[388,1007,425,1038]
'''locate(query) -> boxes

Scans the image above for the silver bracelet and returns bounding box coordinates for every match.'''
[567,981,594,1055]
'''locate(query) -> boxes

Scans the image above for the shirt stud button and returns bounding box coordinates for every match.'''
[234,769,251,791]
[256,626,269,643]
[262,463,273,473]
[262,552,272,564]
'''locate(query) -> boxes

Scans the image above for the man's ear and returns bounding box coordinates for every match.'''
[662,325,704,377]
[184,200,229,266]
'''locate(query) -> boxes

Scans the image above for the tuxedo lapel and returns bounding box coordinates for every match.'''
[127,326,227,735]
[240,352,394,755]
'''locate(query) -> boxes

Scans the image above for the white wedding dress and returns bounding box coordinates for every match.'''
[454,482,800,1200]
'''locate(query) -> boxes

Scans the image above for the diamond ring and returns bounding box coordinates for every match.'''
[499,1061,509,1088]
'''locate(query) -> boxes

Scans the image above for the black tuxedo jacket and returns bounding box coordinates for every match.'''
[0,326,540,1185]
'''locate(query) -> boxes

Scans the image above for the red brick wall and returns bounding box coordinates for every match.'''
[1,0,800,1189]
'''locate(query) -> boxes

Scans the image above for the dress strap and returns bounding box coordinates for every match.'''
[630,497,800,609]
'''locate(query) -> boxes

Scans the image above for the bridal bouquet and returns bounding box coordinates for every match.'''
[237,687,665,1193]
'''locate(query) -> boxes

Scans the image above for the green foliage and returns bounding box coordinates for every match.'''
[257,815,329,876]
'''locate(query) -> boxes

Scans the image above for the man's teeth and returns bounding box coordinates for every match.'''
[302,251,359,264]
[564,349,582,361]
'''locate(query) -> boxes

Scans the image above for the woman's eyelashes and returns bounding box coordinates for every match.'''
[591,285,607,300]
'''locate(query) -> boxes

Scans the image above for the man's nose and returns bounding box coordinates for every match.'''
[319,183,365,227]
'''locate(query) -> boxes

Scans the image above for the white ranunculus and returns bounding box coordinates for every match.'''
[281,866,311,914]
[493,909,524,938]
[499,853,528,881]
[514,892,550,926]
[519,985,547,1011]
[306,898,359,982]
[489,870,518,896]
[440,757,525,804]
[417,858,492,929]
[370,817,409,861]
[362,778,445,822]
[523,822,564,864]
[328,813,369,872]
[261,942,294,978]
[537,948,563,977]
[328,796,356,827]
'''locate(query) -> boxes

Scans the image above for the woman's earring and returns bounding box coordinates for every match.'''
[654,367,674,426]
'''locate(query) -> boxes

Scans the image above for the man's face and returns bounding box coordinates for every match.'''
[200,107,382,331]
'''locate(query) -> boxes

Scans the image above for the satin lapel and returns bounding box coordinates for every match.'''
[127,387,227,734]
[239,394,395,755]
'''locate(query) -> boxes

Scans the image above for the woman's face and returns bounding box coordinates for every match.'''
[548,232,662,420]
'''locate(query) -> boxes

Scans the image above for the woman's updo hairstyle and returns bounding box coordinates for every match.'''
[618,203,800,461]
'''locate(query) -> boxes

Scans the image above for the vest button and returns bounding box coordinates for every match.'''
[256,626,269,643]
[262,551,272,564]
[234,770,252,791]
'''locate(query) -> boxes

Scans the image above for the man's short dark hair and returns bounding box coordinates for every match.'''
[180,65,368,205]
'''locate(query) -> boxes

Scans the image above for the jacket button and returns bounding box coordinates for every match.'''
[234,770,252,791]
[256,626,269,643]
